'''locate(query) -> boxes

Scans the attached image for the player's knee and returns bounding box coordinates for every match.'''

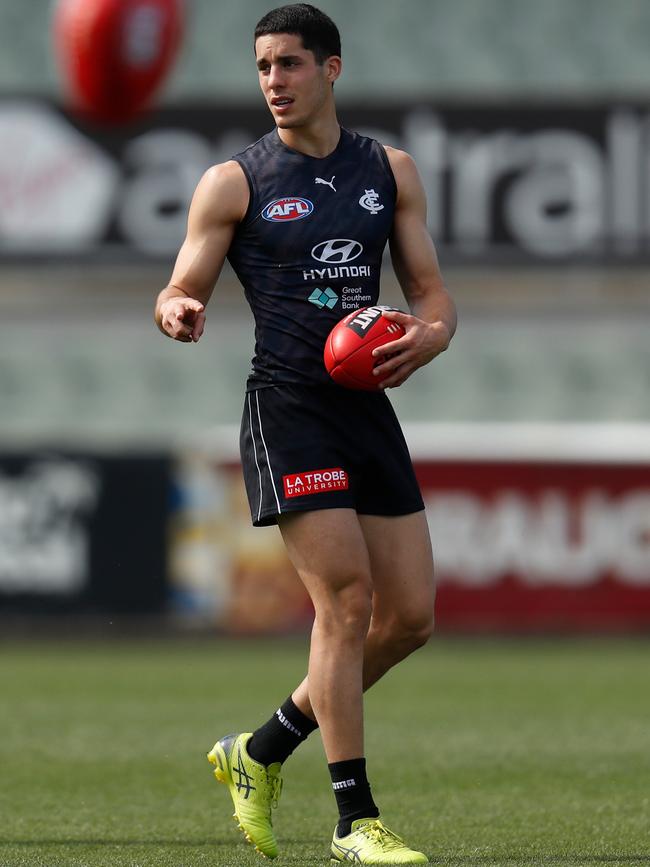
[406,610,435,650]
[315,572,373,639]
[332,582,373,638]
[379,608,435,653]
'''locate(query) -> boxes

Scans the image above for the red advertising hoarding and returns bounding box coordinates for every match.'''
[418,459,650,632]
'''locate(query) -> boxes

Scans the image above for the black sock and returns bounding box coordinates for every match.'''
[329,757,379,837]
[247,695,319,766]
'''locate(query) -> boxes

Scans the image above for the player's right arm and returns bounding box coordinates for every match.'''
[154,160,249,342]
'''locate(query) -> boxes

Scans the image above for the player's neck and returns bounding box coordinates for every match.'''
[277,114,341,159]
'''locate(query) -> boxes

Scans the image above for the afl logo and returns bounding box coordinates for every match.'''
[262,197,314,222]
[311,239,363,264]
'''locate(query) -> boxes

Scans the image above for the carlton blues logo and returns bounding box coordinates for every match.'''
[262,197,314,222]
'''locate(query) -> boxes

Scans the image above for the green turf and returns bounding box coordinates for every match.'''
[0,636,649,866]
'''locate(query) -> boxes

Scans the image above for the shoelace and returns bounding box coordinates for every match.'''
[361,820,405,850]
[264,770,283,810]
[270,774,283,809]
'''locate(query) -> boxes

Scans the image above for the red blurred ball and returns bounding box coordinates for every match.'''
[324,306,406,391]
[53,0,184,125]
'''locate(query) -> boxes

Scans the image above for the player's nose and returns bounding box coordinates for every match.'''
[267,63,286,89]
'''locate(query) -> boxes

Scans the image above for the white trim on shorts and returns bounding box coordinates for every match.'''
[255,390,282,515]
[246,392,264,523]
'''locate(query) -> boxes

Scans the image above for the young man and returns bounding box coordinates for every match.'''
[155,4,456,863]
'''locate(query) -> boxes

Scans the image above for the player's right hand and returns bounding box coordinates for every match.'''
[159,297,206,343]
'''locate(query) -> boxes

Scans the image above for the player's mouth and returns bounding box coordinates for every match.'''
[271,96,294,113]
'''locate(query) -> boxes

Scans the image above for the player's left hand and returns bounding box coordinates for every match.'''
[371,309,451,389]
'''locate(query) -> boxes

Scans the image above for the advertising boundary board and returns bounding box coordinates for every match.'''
[0,452,170,615]
[4,98,650,262]
[174,423,650,634]
[2,428,648,632]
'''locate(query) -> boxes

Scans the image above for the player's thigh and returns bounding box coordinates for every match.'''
[278,508,372,604]
[358,510,435,628]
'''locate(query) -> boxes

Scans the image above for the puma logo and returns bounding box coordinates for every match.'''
[315,175,336,192]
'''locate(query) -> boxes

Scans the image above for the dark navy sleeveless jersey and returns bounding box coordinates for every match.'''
[227,127,397,389]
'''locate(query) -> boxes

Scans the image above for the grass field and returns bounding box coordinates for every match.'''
[0,636,649,867]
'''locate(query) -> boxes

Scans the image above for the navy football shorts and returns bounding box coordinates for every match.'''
[239,383,424,527]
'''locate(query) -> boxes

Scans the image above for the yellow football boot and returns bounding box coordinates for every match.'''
[207,732,282,859]
[330,818,428,865]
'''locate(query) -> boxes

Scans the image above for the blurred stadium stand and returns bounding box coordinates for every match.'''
[1,265,650,445]
[4,0,650,99]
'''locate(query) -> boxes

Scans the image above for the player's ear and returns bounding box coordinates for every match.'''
[325,55,342,84]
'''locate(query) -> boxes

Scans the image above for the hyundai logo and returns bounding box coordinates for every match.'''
[311,239,363,264]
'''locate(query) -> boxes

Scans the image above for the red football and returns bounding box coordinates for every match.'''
[324,306,406,391]
[53,0,184,125]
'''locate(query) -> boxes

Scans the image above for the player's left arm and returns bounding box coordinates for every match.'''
[372,146,457,388]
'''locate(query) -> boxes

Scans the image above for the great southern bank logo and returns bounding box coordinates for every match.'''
[311,239,363,264]
[262,197,314,222]
[308,287,338,309]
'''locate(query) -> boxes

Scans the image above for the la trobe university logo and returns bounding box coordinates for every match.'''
[311,239,363,264]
